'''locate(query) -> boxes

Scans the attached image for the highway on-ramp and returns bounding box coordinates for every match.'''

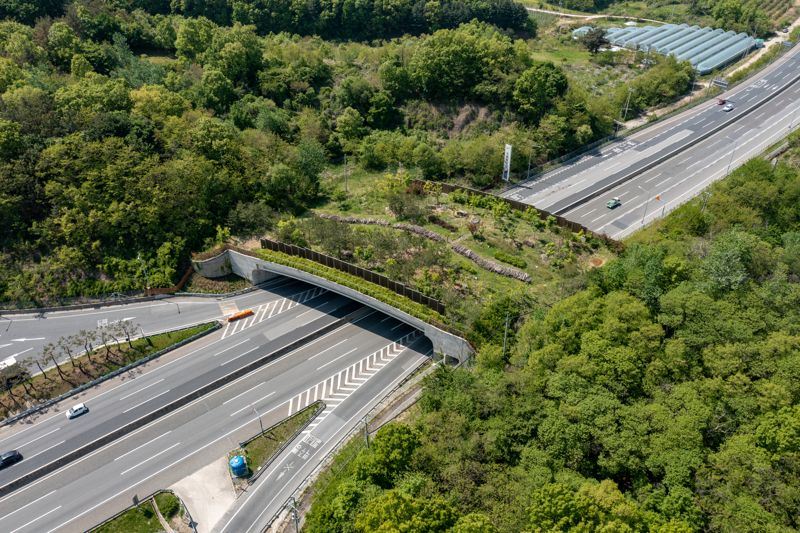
[503,45,800,237]
[0,293,430,532]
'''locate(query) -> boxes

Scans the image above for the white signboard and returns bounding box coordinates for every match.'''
[502,144,512,181]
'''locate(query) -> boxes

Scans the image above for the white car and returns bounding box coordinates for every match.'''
[66,403,88,419]
[723,103,734,112]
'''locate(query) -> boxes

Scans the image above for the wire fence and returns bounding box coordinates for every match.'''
[259,238,446,315]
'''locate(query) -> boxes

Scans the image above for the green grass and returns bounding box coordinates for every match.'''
[183,272,251,294]
[0,322,216,419]
[92,501,161,533]
[154,492,181,520]
[238,402,321,473]
[256,247,452,328]
[313,169,610,312]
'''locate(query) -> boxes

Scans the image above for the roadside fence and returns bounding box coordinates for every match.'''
[259,238,447,316]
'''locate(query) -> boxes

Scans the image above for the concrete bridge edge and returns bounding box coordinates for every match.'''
[192,250,474,364]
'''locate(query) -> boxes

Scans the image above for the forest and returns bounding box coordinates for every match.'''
[0,0,695,305]
[305,135,800,532]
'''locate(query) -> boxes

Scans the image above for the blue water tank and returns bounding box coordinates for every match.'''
[229,455,248,477]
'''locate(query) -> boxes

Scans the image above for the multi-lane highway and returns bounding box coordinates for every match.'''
[0,280,430,532]
[503,44,800,238]
[0,277,312,370]
[0,285,356,490]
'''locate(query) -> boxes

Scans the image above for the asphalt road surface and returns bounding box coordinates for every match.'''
[503,45,800,237]
[0,288,355,489]
[0,306,430,532]
[0,277,312,371]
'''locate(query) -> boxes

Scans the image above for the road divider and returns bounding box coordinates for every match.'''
[549,61,800,217]
[0,302,366,497]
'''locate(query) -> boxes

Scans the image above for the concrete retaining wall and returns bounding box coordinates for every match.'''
[193,249,473,364]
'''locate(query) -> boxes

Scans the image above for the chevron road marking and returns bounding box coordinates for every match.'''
[286,331,421,436]
[221,287,327,339]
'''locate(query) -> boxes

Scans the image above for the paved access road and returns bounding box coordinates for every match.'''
[0,287,355,490]
[502,45,800,237]
[0,302,430,532]
[214,333,430,533]
[0,278,313,371]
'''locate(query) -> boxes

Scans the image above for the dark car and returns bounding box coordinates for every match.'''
[0,450,22,469]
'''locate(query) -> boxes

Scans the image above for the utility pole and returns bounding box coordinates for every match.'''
[254,406,264,435]
[700,191,711,213]
[526,149,533,180]
[288,496,300,533]
[622,88,633,122]
[639,184,653,225]
[725,138,738,176]
[362,417,370,449]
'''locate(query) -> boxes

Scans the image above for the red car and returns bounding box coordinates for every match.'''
[717,98,726,105]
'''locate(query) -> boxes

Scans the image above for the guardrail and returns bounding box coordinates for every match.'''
[547,59,800,215]
[0,306,363,496]
[0,322,221,428]
[259,238,447,316]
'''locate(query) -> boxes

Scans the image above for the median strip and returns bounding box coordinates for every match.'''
[0,302,366,497]
[550,62,800,216]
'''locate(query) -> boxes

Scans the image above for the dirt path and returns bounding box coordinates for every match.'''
[525,6,666,24]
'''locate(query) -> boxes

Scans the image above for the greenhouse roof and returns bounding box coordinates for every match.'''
[605,23,756,74]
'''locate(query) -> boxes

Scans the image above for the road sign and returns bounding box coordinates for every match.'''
[502,144,512,181]
[711,78,729,89]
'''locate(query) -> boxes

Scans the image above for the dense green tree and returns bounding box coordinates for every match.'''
[354,490,457,532]
[580,27,609,54]
[513,62,569,123]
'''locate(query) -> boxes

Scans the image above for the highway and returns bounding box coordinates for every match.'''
[0,295,430,532]
[503,45,800,238]
[0,287,355,490]
[0,277,325,371]
[0,277,314,370]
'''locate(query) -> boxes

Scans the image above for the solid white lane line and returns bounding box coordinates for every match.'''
[220,346,258,366]
[24,441,65,462]
[45,400,288,533]
[220,352,429,533]
[307,339,348,361]
[316,348,358,371]
[214,339,250,357]
[9,506,62,533]
[119,442,181,476]
[122,390,171,414]
[295,308,314,319]
[0,490,56,522]
[114,432,171,462]
[222,382,265,406]
[229,391,276,417]
[18,427,61,449]
[118,379,165,401]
